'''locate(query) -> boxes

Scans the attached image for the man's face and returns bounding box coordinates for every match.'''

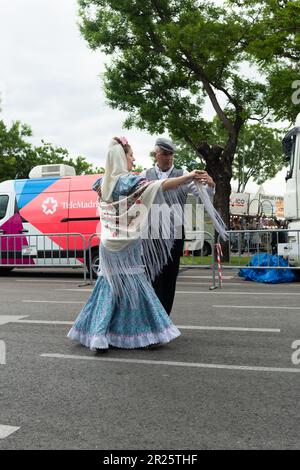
[155,147,174,172]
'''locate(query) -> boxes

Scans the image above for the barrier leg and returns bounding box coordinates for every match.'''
[209,241,218,290]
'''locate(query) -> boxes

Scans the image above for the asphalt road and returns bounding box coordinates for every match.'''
[0,267,299,450]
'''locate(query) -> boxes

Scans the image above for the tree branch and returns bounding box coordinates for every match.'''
[181,52,236,136]
[249,108,271,122]
[151,0,170,22]
[196,141,212,160]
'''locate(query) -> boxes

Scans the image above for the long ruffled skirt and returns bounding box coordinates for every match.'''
[67,273,180,350]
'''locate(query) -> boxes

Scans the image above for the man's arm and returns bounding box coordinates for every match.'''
[205,184,216,198]
[161,170,206,191]
[183,170,215,197]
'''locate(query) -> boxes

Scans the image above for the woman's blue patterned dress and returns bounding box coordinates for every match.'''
[67,174,181,350]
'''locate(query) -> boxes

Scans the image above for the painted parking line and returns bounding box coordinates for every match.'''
[0,425,20,439]
[41,353,300,374]
[213,305,300,311]
[14,319,280,333]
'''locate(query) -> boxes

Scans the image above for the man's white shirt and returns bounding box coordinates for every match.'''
[140,164,215,198]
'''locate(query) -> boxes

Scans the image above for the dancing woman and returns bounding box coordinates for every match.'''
[67,137,226,350]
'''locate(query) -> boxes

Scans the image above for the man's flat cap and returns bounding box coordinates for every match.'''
[155,137,176,153]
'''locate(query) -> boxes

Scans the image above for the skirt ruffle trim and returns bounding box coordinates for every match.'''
[67,324,181,351]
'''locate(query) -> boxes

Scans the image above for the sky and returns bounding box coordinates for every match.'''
[0,0,289,195]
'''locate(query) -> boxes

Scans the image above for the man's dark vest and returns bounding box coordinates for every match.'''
[145,167,184,181]
[146,167,186,240]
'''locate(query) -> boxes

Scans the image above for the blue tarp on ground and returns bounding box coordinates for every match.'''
[239,253,297,283]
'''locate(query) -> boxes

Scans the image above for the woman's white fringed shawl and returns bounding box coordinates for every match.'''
[99,140,227,306]
[101,139,129,202]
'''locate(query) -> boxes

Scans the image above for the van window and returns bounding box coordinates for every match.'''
[0,195,9,220]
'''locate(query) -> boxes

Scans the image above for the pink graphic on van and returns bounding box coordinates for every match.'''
[0,213,33,265]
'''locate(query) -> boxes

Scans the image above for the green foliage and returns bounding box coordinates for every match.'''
[0,120,33,181]
[172,122,285,189]
[170,139,206,171]
[77,0,298,238]
[134,164,145,173]
[229,0,300,122]
[0,119,102,182]
[232,124,285,191]
[79,0,267,142]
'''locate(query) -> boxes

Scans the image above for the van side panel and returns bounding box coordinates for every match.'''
[19,178,70,250]
[69,175,102,250]
[1,174,103,267]
[0,181,33,265]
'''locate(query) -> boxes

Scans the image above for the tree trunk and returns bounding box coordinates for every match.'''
[205,160,232,262]
[197,139,237,262]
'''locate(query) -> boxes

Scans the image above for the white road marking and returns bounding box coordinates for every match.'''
[176,291,300,296]
[177,325,280,333]
[178,275,233,280]
[14,277,300,287]
[55,289,300,296]
[22,300,85,304]
[0,315,29,326]
[213,305,300,311]
[41,353,300,374]
[15,279,81,283]
[14,319,280,333]
[176,282,242,287]
[17,320,73,325]
[176,275,299,290]
[55,288,93,292]
[0,425,20,439]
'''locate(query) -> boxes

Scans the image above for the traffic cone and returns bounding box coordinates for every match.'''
[184,243,189,257]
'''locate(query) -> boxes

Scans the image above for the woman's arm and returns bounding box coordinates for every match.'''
[161,170,202,191]
[92,178,102,196]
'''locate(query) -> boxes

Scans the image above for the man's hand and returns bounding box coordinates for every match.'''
[189,170,215,188]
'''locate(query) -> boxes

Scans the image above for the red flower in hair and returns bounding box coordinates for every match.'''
[119,136,128,146]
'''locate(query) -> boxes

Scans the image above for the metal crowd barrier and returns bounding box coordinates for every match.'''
[88,233,101,284]
[180,230,217,288]
[215,228,300,288]
[87,231,217,289]
[0,232,87,282]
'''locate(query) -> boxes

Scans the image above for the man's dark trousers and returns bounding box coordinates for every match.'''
[152,236,184,315]
[145,167,185,315]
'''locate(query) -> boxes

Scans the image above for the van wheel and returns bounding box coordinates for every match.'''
[202,241,212,257]
[191,242,212,257]
[88,249,100,279]
[0,267,14,275]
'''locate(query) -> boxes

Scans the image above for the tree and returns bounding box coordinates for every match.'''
[31,141,105,177]
[0,119,103,182]
[171,121,284,191]
[134,164,145,173]
[0,120,32,181]
[78,0,270,257]
[232,124,285,192]
[172,141,206,172]
[230,0,300,122]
